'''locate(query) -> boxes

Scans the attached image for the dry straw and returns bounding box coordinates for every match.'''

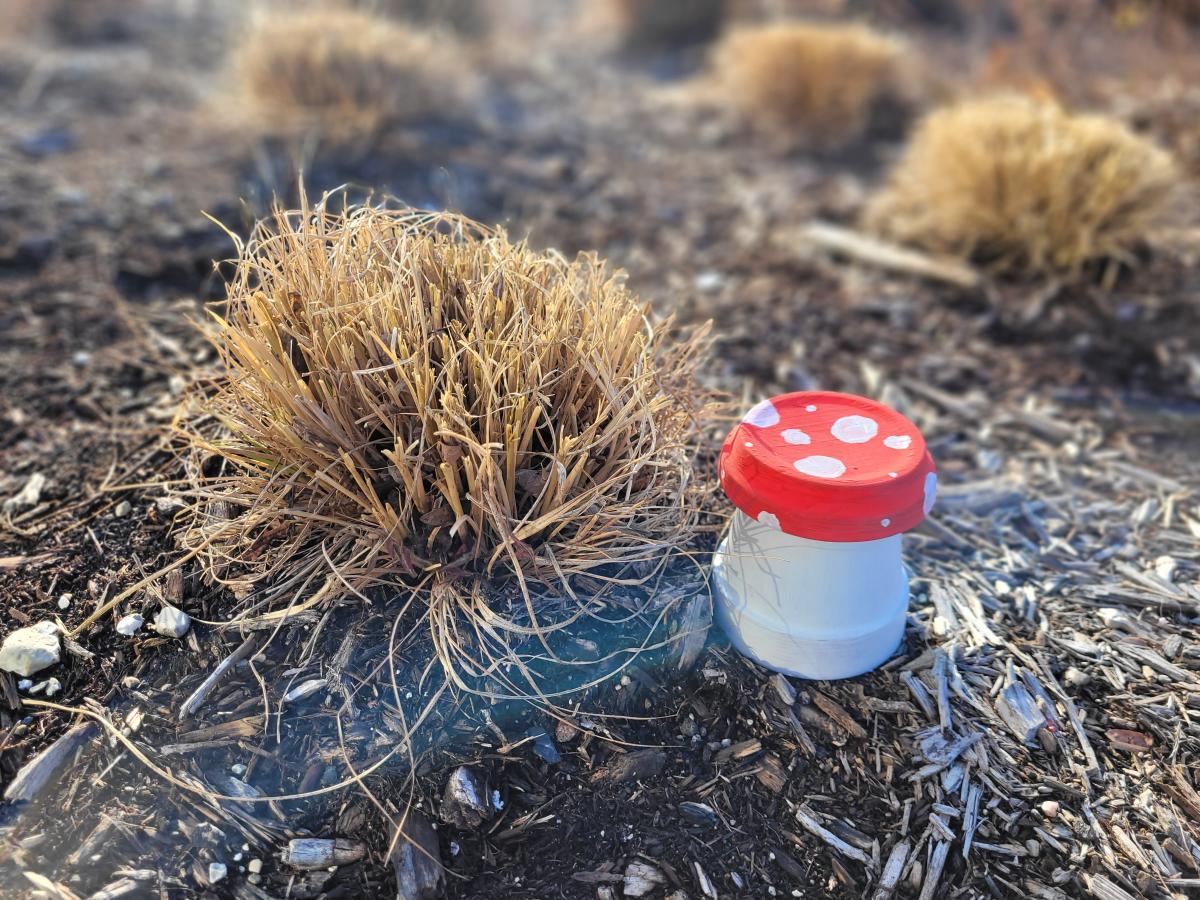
[865,94,1179,276]
[712,21,911,143]
[227,7,462,138]
[174,191,715,687]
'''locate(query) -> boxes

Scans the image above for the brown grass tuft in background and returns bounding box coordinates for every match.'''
[864,94,1179,276]
[174,194,714,626]
[711,21,912,144]
[227,7,463,138]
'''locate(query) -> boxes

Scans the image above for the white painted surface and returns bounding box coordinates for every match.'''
[712,511,908,679]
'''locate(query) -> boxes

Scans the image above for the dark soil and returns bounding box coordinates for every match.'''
[2,2,1200,899]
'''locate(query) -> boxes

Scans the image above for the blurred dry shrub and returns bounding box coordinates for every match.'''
[711,21,915,144]
[606,0,728,47]
[865,95,1179,276]
[227,7,466,139]
[175,194,716,622]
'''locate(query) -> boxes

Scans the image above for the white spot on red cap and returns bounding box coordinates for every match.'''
[888,472,897,478]
[781,428,811,445]
[744,441,754,448]
[744,399,780,428]
[884,435,912,450]
[881,518,891,527]
[923,472,938,513]
[793,456,846,479]
[805,404,817,412]
[757,510,780,530]
[831,415,878,444]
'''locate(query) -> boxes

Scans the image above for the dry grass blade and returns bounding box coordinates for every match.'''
[864,94,1180,277]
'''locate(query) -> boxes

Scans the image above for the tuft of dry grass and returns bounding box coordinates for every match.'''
[174,192,715,666]
[711,21,912,143]
[227,8,462,138]
[864,94,1180,276]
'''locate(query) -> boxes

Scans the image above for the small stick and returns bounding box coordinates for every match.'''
[800,221,982,289]
[179,634,261,720]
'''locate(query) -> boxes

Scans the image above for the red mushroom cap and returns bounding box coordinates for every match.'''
[719,391,936,542]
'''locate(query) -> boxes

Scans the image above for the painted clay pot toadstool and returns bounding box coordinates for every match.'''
[713,391,936,679]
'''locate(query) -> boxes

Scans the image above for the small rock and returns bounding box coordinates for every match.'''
[1063,666,1091,688]
[623,861,666,898]
[526,726,561,764]
[57,593,72,610]
[247,859,263,875]
[208,862,227,884]
[114,500,131,517]
[0,622,61,677]
[115,614,144,636]
[1040,800,1060,818]
[695,270,724,293]
[17,679,32,691]
[555,718,580,744]
[439,766,491,828]
[33,677,62,697]
[153,606,191,638]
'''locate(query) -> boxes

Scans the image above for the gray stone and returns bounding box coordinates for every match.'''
[439,766,491,828]
[0,622,61,677]
[152,606,190,638]
[115,614,144,636]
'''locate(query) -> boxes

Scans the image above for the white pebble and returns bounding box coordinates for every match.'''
[208,863,227,884]
[0,622,61,677]
[115,614,144,636]
[153,606,191,638]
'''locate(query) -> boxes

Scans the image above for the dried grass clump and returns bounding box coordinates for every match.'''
[228,8,459,137]
[712,21,910,143]
[864,95,1179,276]
[176,195,713,626]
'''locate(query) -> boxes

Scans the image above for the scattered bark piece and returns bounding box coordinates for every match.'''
[590,749,666,786]
[391,810,443,900]
[281,838,367,870]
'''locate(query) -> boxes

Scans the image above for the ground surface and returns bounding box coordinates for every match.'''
[2,2,1200,899]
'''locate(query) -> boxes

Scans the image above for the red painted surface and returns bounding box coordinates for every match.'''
[719,391,937,542]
